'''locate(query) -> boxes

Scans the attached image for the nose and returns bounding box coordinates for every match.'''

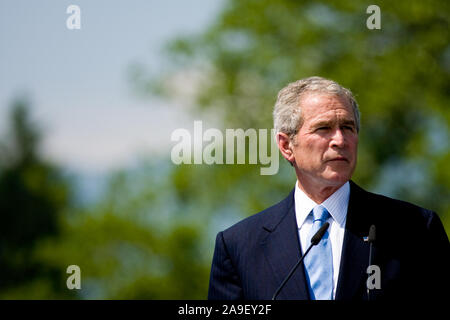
[330,128,345,148]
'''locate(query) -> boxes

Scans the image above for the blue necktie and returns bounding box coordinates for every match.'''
[303,205,333,300]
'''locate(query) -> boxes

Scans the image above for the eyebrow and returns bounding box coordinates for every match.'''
[310,119,356,128]
[340,119,356,127]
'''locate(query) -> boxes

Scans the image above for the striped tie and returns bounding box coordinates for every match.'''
[303,205,333,300]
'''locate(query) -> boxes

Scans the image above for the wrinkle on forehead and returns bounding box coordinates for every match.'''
[299,93,355,123]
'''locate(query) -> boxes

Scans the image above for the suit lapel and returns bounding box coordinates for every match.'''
[261,190,310,300]
[335,181,372,300]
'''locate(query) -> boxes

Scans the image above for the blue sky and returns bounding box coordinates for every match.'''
[0,0,223,175]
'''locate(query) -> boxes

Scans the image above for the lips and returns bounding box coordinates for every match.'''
[327,157,348,162]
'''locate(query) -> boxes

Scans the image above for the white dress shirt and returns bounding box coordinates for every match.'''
[294,181,349,299]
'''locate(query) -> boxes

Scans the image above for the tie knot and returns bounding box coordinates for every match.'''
[312,205,330,222]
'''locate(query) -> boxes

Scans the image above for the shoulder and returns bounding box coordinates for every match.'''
[349,180,442,237]
[351,180,434,217]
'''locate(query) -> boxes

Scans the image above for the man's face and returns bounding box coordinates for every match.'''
[291,93,358,188]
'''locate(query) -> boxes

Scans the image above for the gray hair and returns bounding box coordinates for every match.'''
[273,76,360,139]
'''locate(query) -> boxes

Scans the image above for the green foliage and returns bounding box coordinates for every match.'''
[36,162,212,299]
[0,99,74,299]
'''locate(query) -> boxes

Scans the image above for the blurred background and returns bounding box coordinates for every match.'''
[0,0,448,299]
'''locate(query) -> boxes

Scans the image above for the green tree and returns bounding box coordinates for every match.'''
[0,98,73,298]
[0,100,211,299]
[36,163,211,299]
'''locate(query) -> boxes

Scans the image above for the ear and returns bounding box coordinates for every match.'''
[276,132,295,164]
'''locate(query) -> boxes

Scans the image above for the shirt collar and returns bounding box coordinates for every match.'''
[294,181,349,229]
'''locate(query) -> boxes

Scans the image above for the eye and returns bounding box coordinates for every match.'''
[341,125,354,131]
[316,126,330,131]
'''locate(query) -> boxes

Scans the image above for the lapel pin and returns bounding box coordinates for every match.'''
[363,236,369,242]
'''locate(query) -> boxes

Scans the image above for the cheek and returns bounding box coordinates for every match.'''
[295,140,326,162]
[349,137,358,155]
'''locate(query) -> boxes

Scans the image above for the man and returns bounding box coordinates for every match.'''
[207,76,450,300]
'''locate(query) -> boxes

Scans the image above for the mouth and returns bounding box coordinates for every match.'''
[327,157,348,163]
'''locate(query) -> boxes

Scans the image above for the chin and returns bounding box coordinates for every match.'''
[322,172,351,186]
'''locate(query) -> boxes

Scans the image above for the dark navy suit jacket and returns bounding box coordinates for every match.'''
[208,181,450,300]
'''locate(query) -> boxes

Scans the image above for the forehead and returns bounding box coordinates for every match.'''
[299,93,354,122]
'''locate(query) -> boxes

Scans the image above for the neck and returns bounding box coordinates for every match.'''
[296,178,346,204]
